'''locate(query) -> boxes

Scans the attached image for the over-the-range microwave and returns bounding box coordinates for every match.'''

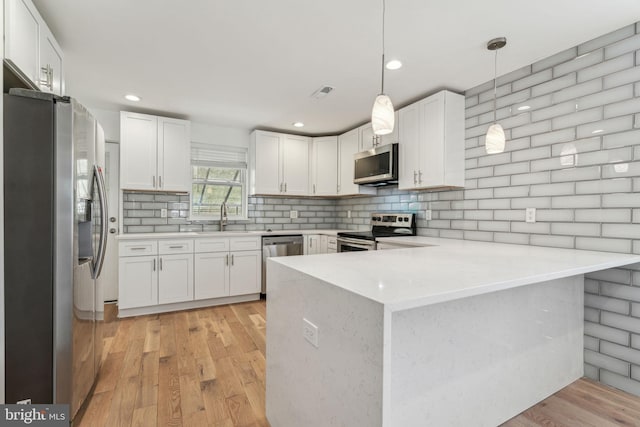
[353,143,398,186]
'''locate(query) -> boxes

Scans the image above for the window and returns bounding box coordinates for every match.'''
[190,143,248,220]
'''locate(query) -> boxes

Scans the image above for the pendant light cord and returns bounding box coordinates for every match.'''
[493,48,498,124]
[381,0,386,94]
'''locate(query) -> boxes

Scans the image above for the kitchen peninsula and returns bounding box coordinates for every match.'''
[265,238,640,426]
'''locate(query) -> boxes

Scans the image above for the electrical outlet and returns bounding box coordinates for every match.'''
[303,318,319,348]
[347,210,352,219]
[425,210,432,220]
[289,210,298,219]
[17,399,31,405]
[525,207,536,223]
[160,208,168,218]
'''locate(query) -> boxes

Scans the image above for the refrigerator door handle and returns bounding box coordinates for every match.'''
[93,165,109,278]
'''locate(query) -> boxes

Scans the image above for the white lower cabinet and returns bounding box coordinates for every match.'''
[118,255,158,309]
[304,234,321,255]
[194,253,228,299]
[229,250,262,296]
[158,253,194,304]
[119,236,261,315]
[194,237,262,298]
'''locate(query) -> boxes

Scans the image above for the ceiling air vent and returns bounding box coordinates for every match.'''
[310,85,335,100]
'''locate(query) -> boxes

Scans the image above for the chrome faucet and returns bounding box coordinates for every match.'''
[220,202,228,231]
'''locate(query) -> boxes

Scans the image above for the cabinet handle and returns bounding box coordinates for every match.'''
[279,183,283,193]
[313,184,316,194]
[159,176,162,188]
[131,247,146,251]
[226,254,229,265]
[413,171,417,185]
[40,65,52,89]
[153,259,156,271]
[169,245,183,249]
[284,183,287,192]
[153,176,156,188]
[310,239,313,248]
[160,257,163,271]
[418,170,423,184]
[231,254,234,266]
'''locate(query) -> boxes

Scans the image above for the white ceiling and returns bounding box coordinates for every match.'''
[33,0,640,135]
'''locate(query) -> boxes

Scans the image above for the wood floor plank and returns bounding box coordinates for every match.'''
[143,319,161,353]
[104,375,138,427]
[131,406,157,427]
[157,355,182,427]
[78,300,640,427]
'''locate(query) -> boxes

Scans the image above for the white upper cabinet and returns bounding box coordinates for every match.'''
[120,112,191,192]
[337,129,377,197]
[282,134,311,196]
[4,0,65,95]
[311,136,338,196]
[398,90,464,190]
[358,113,399,151]
[249,130,310,196]
[158,117,191,192]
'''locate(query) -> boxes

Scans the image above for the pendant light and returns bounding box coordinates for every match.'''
[485,37,507,154]
[371,0,394,136]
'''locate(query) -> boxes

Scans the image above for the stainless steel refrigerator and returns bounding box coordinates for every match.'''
[3,89,108,420]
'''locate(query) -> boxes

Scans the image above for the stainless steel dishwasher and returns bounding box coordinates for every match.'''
[262,235,303,294]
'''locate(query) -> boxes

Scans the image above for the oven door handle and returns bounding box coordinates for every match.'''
[337,237,376,251]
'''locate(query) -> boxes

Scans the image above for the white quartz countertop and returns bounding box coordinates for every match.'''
[117,229,347,240]
[271,236,640,312]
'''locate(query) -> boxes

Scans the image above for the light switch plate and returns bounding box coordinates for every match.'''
[160,208,167,218]
[290,210,298,219]
[425,210,432,220]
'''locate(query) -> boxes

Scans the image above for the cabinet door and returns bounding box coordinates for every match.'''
[158,254,194,304]
[312,137,338,196]
[304,235,320,255]
[118,256,158,309]
[398,103,421,190]
[39,26,63,95]
[5,0,40,84]
[158,117,191,192]
[229,250,261,296]
[419,93,445,187]
[253,132,282,194]
[359,123,376,151]
[194,253,229,299]
[338,128,359,195]
[320,235,328,254]
[282,135,310,195]
[120,112,158,190]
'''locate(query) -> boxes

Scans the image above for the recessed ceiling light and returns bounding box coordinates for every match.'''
[517,105,531,111]
[293,122,304,128]
[125,94,141,102]
[385,59,403,70]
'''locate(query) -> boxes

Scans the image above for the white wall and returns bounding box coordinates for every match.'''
[88,107,251,148]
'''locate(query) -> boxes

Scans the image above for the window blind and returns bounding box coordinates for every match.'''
[191,142,247,169]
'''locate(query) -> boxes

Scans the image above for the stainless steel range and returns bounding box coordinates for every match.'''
[337,213,416,252]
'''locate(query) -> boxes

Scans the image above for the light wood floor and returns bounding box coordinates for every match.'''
[77,300,640,427]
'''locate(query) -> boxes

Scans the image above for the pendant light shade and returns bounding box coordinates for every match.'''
[372,0,394,136]
[372,94,395,135]
[485,123,505,154]
[485,37,507,154]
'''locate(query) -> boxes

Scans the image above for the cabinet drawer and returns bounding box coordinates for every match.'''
[119,240,158,256]
[229,236,261,252]
[195,238,230,253]
[158,239,193,255]
[327,237,337,250]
